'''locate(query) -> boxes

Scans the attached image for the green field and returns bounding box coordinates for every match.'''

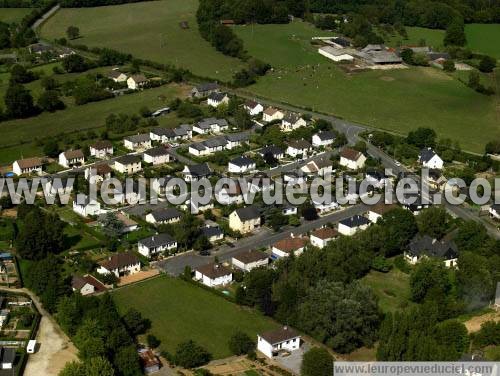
[0,84,185,165]
[40,0,243,81]
[234,21,500,153]
[465,24,500,59]
[0,8,32,23]
[112,276,278,359]
[361,268,412,312]
[384,26,445,50]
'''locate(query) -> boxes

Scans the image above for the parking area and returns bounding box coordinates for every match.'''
[274,342,310,375]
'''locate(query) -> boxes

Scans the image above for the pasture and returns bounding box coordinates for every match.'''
[384,26,445,49]
[0,8,32,23]
[465,24,500,59]
[234,21,500,153]
[40,0,244,81]
[112,276,278,359]
[361,268,412,313]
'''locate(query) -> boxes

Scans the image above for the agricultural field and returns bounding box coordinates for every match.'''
[465,24,500,59]
[234,21,500,153]
[0,83,187,165]
[361,268,412,313]
[384,26,445,49]
[112,276,278,359]
[0,8,32,23]
[40,0,244,81]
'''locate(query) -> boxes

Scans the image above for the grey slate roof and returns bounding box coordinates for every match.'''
[115,155,141,165]
[226,133,249,142]
[151,127,176,138]
[230,156,255,167]
[235,206,260,221]
[315,130,336,141]
[150,208,182,222]
[208,92,227,102]
[186,163,211,177]
[144,146,169,157]
[408,234,458,260]
[259,145,284,157]
[339,215,370,228]
[419,148,437,163]
[201,226,223,239]
[190,143,207,151]
[204,136,228,148]
[195,82,219,93]
[139,233,176,248]
[125,134,150,143]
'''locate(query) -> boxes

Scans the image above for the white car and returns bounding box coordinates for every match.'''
[395,161,401,167]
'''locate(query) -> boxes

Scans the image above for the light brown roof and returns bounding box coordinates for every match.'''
[93,163,112,175]
[195,263,232,279]
[63,149,84,159]
[71,274,107,293]
[91,140,112,150]
[130,74,147,83]
[369,202,398,215]
[306,158,331,172]
[99,252,139,271]
[273,237,308,253]
[311,227,338,240]
[259,326,299,345]
[340,147,363,161]
[15,157,43,169]
[116,212,137,227]
[233,250,268,264]
[288,139,311,150]
[263,107,279,116]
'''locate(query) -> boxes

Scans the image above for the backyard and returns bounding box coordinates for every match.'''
[112,275,278,359]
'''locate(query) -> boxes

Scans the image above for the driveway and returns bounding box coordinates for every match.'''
[274,342,311,375]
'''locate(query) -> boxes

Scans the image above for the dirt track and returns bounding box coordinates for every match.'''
[465,311,500,333]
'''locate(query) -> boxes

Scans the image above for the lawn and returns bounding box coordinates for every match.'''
[465,24,500,59]
[112,276,279,359]
[40,0,244,81]
[0,8,33,23]
[361,268,412,312]
[384,26,445,50]
[234,21,500,153]
[0,83,186,165]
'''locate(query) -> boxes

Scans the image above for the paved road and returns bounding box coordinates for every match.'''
[158,204,367,276]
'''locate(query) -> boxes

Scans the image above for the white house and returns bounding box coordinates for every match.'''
[244,100,264,116]
[313,199,339,214]
[228,156,256,174]
[191,82,219,98]
[194,263,232,287]
[286,139,312,158]
[201,224,224,242]
[301,158,333,176]
[108,70,127,82]
[143,147,171,165]
[257,327,301,358]
[127,74,148,90]
[84,163,112,184]
[310,227,338,248]
[339,147,366,170]
[59,150,85,168]
[280,112,307,132]
[90,141,113,159]
[97,252,141,278]
[367,202,397,223]
[318,46,354,62]
[138,233,177,258]
[262,107,284,122]
[490,204,500,220]
[271,235,308,259]
[229,206,261,234]
[225,133,249,149]
[232,250,269,272]
[113,155,142,174]
[258,145,284,161]
[404,234,459,268]
[419,148,444,169]
[146,207,182,225]
[71,274,106,295]
[72,194,101,217]
[182,163,211,182]
[312,131,336,147]
[124,134,151,151]
[193,118,228,134]
[12,157,44,176]
[338,215,370,236]
[207,92,229,107]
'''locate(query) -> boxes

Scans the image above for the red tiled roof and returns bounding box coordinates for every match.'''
[311,227,338,240]
[273,237,308,253]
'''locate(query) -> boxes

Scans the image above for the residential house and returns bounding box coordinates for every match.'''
[188,143,209,157]
[138,233,177,258]
[90,140,113,159]
[318,45,354,62]
[127,74,148,90]
[339,147,366,170]
[97,252,141,277]
[228,156,256,174]
[427,169,447,191]
[174,124,193,140]
[490,204,500,220]
[312,130,336,147]
[338,215,370,236]
[271,235,308,258]
[258,145,284,161]
[405,234,459,267]
[29,42,52,55]
[365,169,389,189]
[124,134,151,151]
[114,212,139,233]
[59,149,85,168]
[262,107,284,122]
[244,100,264,116]
[286,139,312,158]
[182,163,211,182]
[201,224,224,242]
[138,349,161,375]
[72,194,101,217]
[281,203,298,216]
[216,181,244,205]
[108,70,127,82]
[207,92,230,107]
[280,112,307,132]
[418,148,444,169]
[143,146,171,165]
[193,118,229,134]
[191,82,219,98]
[402,195,430,215]
[229,206,261,234]
[312,199,339,214]
[114,155,142,174]
[310,227,338,248]
[151,175,176,197]
[194,263,232,287]
[204,136,228,153]
[367,202,398,223]
[284,172,307,186]
[232,250,269,272]
[71,274,106,295]
[257,327,301,358]
[301,158,333,176]
[85,163,112,184]
[12,157,44,176]
[150,127,176,143]
[146,207,182,225]
[225,133,249,149]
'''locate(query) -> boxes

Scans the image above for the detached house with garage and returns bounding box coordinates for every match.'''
[90,141,113,159]
[262,107,284,122]
[405,234,459,267]
[338,215,370,236]
[418,148,444,169]
[312,131,336,147]
[124,134,151,151]
[59,149,85,168]
[114,155,142,174]
[339,147,366,170]
[257,327,301,358]
[244,100,263,116]
[143,147,171,165]
[258,145,284,161]
[280,112,307,132]
[146,207,182,225]
[367,202,398,223]
[225,133,249,149]
[286,139,312,158]
[12,157,44,176]
[191,82,219,98]
[73,194,101,217]
[207,92,229,107]
[182,163,211,182]
[194,263,232,287]
[272,235,308,258]
[232,250,269,272]
[193,118,228,134]
[108,70,127,82]
[71,274,106,296]
[127,74,148,90]
[97,252,141,277]
[228,156,256,174]
[301,158,333,177]
[229,206,261,234]
[138,233,177,258]
[310,227,338,248]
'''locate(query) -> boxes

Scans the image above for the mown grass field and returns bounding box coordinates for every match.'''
[465,24,500,59]
[361,268,412,313]
[112,276,278,359]
[384,26,445,49]
[0,84,186,165]
[0,8,33,23]
[234,21,500,153]
[40,0,244,81]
